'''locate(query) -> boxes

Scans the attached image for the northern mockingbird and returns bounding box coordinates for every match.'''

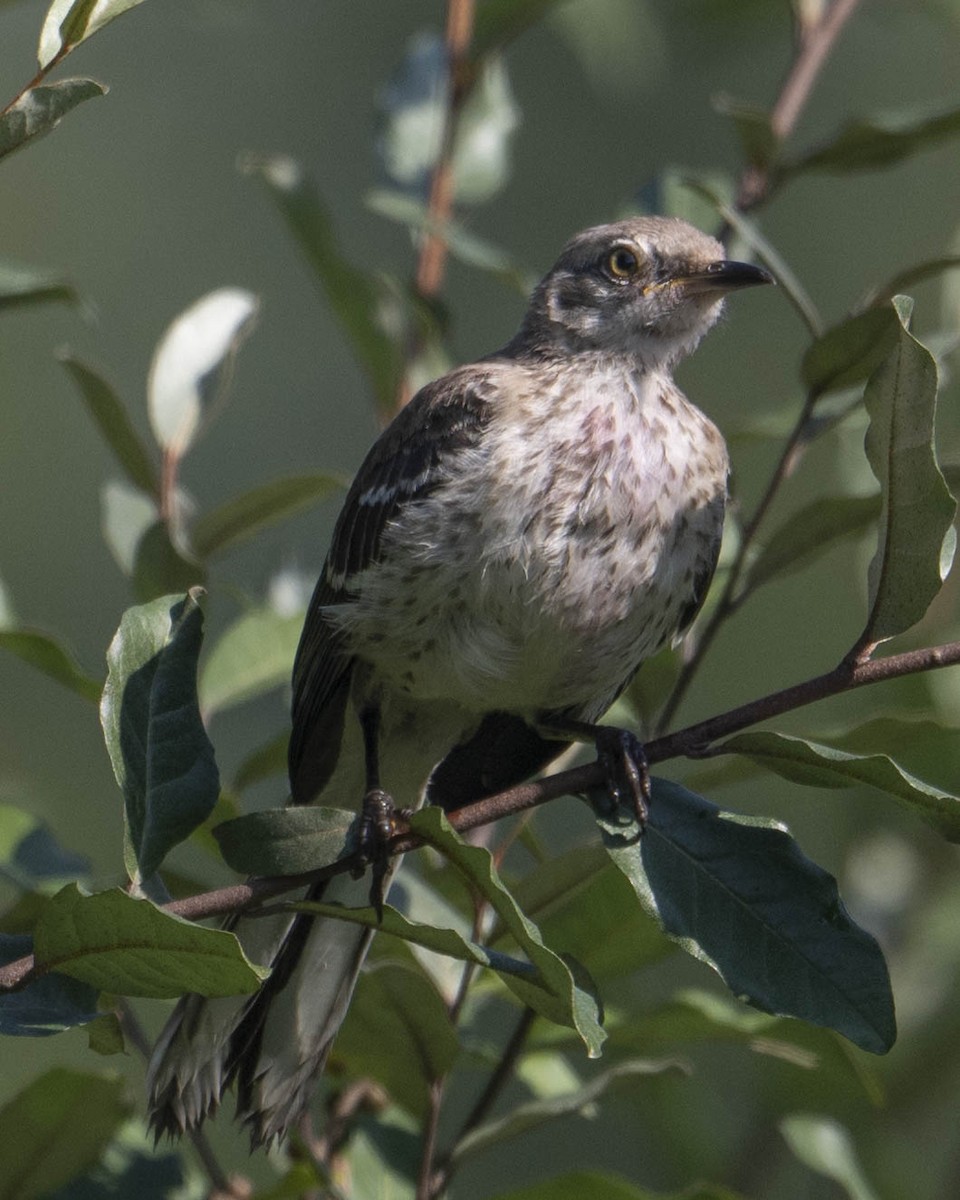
[148,216,771,1145]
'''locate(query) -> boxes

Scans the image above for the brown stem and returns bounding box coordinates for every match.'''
[4,639,958,995]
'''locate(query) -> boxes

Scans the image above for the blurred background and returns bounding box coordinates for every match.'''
[1,1,960,1196]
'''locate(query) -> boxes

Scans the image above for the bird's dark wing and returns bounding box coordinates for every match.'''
[288,368,495,804]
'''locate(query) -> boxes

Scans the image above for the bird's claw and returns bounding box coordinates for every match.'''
[356,788,399,920]
[595,727,651,829]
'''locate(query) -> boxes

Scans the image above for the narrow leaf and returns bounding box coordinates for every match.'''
[713,94,778,170]
[191,472,343,560]
[861,299,956,643]
[473,0,568,56]
[787,101,960,176]
[780,1115,880,1200]
[451,1060,685,1167]
[0,1068,130,1200]
[199,605,302,716]
[213,806,357,876]
[33,884,266,998]
[242,155,403,408]
[147,288,258,457]
[232,729,289,792]
[100,591,219,881]
[335,962,460,1118]
[745,495,880,594]
[801,306,900,396]
[0,934,99,1036]
[38,0,148,68]
[0,261,76,310]
[0,79,105,163]
[131,520,204,603]
[596,779,895,1054]
[721,730,960,841]
[0,629,101,702]
[60,353,158,497]
[0,803,89,891]
[490,1173,742,1200]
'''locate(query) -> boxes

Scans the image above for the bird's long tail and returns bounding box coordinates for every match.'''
[147,870,374,1146]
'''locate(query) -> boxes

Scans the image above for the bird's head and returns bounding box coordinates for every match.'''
[518,217,773,368]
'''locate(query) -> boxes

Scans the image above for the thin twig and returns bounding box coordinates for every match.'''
[3,639,959,995]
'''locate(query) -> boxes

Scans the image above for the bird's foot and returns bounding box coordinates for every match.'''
[595,727,651,829]
[356,788,403,920]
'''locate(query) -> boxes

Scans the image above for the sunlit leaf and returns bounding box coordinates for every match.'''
[60,354,158,497]
[780,1115,880,1200]
[199,604,302,716]
[0,79,105,163]
[596,779,895,1054]
[191,472,343,560]
[720,730,960,841]
[861,298,957,643]
[147,288,258,457]
[0,1068,130,1200]
[100,591,219,881]
[33,884,266,998]
[38,0,148,68]
[100,481,158,575]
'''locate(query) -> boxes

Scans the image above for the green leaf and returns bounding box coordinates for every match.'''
[100,481,158,575]
[0,934,100,1036]
[147,288,258,457]
[343,1110,419,1200]
[213,806,357,876]
[0,79,105,163]
[0,629,101,702]
[720,730,960,841]
[450,1060,685,1168]
[786,100,960,176]
[131,520,204,603]
[0,803,89,891]
[242,155,404,409]
[100,591,220,882]
[191,472,343,560]
[334,962,460,1117]
[33,884,267,997]
[713,94,778,170]
[378,35,519,205]
[595,779,895,1054]
[0,1068,131,1200]
[860,300,957,643]
[0,261,76,310]
[745,494,880,594]
[409,807,605,1055]
[490,1174,744,1200]
[780,1115,880,1200]
[801,306,900,396]
[86,1011,125,1055]
[60,354,158,497]
[635,167,735,235]
[508,844,672,979]
[38,0,148,68]
[862,255,960,308]
[199,605,302,716]
[232,729,290,792]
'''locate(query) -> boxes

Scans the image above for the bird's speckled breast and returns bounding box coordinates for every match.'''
[333,358,728,718]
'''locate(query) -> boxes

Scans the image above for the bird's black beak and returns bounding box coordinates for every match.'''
[681,260,775,295]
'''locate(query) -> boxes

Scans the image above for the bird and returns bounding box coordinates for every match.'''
[147,216,772,1146]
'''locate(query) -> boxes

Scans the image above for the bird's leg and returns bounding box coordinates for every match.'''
[356,702,398,918]
[539,715,651,828]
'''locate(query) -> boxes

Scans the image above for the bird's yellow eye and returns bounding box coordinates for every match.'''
[606,246,640,280]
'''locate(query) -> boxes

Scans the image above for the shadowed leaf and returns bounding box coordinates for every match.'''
[131,520,204,603]
[213,806,357,876]
[801,306,900,396]
[0,79,105,163]
[0,261,76,310]
[786,101,960,176]
[596,779,895,1054]
[0,629,101,702]
[0,935,99,1037]
[100,591,219,882]
[191,472,343,559]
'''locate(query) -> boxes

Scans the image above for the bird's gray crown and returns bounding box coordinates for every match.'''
[512,216,769,369]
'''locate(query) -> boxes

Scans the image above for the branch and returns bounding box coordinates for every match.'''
[2,639,958,995]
